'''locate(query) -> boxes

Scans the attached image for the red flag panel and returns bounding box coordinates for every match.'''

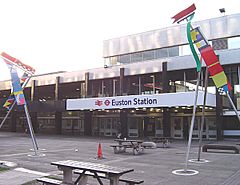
[172,4,196,23]
[201,46,218,66]
[208,62,223,76]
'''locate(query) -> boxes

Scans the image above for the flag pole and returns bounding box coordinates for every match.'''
[0,101,16,129]
[24,104,38,154]
[184,67,201,172]
[197,67,208,161]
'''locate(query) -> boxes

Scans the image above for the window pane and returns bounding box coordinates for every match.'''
[119,54,130,64]
[179,45,191,56]
[228,37,240,49]
[143,50,154,61]
[131,52,142,62]
[168,46,179,57]
[155,48,168,59]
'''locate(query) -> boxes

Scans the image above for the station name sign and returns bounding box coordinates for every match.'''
[66,92,215,110]
[99,97,157,107]
[67,94,159,110]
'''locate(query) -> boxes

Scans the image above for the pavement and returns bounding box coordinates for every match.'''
[0,132,240,185]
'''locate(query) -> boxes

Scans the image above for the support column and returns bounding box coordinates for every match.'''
[84,111,92,136]
[120,68,124,96]
[216,89,223,140]
[162,108,171,137]
[55,111,62,134]
[10,110,17,132]
[55,76,61,100]
[31,80,36,101]
[84,72,90,98]
[162,62,171,137]
[120,110,128,138]
[55,77,62,134]
[162,62,170,93]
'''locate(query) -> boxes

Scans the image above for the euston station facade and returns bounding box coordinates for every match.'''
[1,13,240,140]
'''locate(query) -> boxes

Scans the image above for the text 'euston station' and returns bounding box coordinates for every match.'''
[112,98,157,106]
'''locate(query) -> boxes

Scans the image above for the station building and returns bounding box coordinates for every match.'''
[1,13,240,140]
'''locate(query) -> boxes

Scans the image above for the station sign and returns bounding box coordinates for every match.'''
[66,92,216,110]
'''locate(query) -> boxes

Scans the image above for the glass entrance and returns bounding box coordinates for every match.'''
[155,117,163,137]
[186,116,216,140]
[99,117,118,136]
[62,118,84,135]
[206,117,217,140]
[171,117,183,139]
[189,116,201,140]
[128,117,141,137]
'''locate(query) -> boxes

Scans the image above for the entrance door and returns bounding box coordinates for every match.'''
[155,117,163,137]
[144,117,155,137]
[191,117,200,140]
[206,117,217,140]
[99,118,118,137]
[128,117,140,138]
[171,117,183,139]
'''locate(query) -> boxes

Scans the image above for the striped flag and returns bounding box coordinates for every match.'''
[190,27,232,92]
[3,72,29,109]
[4,62,26,106]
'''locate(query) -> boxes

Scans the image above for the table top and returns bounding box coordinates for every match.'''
[51,160,134,175]
[114,139,144,143]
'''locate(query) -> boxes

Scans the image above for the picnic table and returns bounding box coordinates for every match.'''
[51,159,134,185]
[111,139,144,155]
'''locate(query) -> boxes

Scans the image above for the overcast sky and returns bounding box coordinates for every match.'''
[0,0,239,80]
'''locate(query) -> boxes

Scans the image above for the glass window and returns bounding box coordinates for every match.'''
[155,48,168,59]
[143,50,154,61]
[228,37,240,49]
[179,45,191,56]
[110,56,118,65]
[212,39,228,50]
[168,46,179,57]
[119,54,130,64]
[155,118,162,130]
[131,52,142,62]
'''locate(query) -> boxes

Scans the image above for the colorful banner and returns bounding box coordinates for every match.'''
[1,52,35,74]
[5,62,26,106]
[190,27,232,92]
[172,4,196,23]
[186,13,201,72]
[3,73,29,109]
[3,94,15,110]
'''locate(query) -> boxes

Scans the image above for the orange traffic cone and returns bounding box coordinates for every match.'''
[97,143,103,159]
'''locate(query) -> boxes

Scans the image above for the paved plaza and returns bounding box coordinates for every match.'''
[0,132,240,185]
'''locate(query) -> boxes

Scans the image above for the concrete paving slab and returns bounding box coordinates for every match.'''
[0,132,240,185]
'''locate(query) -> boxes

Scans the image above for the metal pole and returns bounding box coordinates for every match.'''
[184,70,201,172]
[197,68,208,161]
[226,92,240,123]
[0,101,16,129]
[24,104,38,155]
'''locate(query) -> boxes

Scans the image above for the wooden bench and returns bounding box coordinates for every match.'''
[74,169,144,185]
[110,144,144,155]
[36,177,62,185]
[202,144,240,154]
